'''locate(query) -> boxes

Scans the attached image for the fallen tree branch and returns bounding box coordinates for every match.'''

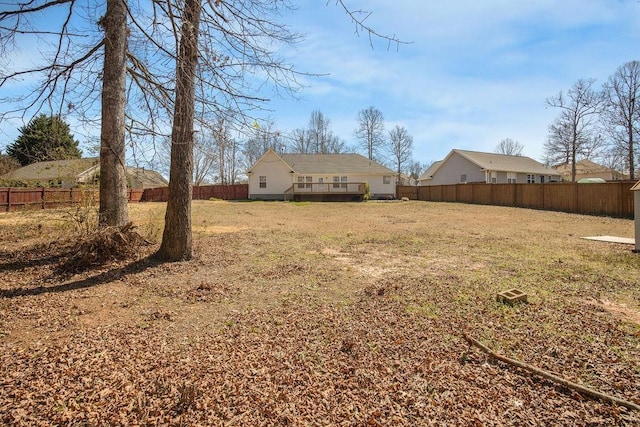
[463,333,640,412]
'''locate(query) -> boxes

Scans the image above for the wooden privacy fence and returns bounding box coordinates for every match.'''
[0,184,248,212]
[141,184,248,202]
[397,181,636,218]
[0,187,144,212]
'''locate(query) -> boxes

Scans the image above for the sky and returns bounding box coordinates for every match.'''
[1,0,639,168]
[262,0,640,165]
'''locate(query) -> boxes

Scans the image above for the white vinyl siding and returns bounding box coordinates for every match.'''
[248,150,292,199]
[248,150,397,199]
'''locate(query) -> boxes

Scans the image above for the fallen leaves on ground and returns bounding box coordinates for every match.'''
[1,202,639,425]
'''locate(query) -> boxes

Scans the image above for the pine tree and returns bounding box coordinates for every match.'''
[7,114,82,166]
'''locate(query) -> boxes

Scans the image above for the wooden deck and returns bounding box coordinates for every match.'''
[284,182,366,202]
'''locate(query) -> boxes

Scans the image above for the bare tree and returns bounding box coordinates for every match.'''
[139,0,395,260]
[156,0,201,261]
[2,0,405,261]
[242,120,284,168]
[307,110,329,154]
[495,138,524,156]
[193,132,218,186]
[407,159,427,184]
[1,0,129,226]
[601,61,640,180]
[598,144,628,181]
[546,79,603,182]
[157,130,216,186]
[306,110,346,154]
[355,106,385,160]
[99,0,129,226]
[543,118,573,165]
[388,125,413,180]
[211,117,240,185]
[289,128,313,154]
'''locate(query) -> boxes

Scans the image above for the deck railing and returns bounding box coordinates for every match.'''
[285,182,365,194]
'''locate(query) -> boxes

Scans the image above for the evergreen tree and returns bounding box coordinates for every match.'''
[6,114,82,166]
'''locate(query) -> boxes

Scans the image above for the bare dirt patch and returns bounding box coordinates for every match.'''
[1,201,639,425]
[585,298,640,325]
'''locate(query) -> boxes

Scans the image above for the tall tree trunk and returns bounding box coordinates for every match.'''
[156,0,201,261]
[99,0,129,227]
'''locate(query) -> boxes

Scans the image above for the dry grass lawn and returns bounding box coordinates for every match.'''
[0,200,639,425]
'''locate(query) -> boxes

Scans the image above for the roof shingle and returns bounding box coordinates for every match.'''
[280,153,394,175]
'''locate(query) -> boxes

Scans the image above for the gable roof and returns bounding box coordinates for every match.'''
[453,150,560,175]
[2,158,99,181]
[553,159,616,175]
[425,149,560,177]
[1,158,168,189]
[418,161,442,181]
[280,153,394,175]
[127,168,168,189]
[247,148,292,174]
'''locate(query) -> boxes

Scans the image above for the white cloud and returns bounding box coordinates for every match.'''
[2,0,640,167]
[264,1,640,164]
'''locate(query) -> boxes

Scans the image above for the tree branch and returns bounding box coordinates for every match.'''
[332,0,412,50]
[463,333,640,413]
[0,0,74,19]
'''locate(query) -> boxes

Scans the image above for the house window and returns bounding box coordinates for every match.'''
[460,174,467,183]
[527,174,535,183]
[333,176,347,189]
[507,172,517,184]
[540,175,546,183]
[259,176,267,188]
[297,176,313,189]
[491,171,497,184]
[383,176,391,185]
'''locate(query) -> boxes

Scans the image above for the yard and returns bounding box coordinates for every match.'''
[0,200,639,425]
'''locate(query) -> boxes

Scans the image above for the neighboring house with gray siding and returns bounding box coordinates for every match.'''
[418,149,561,186]
[247,149,397,200]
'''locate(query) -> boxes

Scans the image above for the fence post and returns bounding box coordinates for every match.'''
[7,187,11,212]
[619,182,625,217]
[42,187,46,209]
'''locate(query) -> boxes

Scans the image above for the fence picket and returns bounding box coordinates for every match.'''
[397,182,635,218]
[0,184,249,212]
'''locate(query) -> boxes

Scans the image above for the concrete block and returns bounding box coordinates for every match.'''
[497,288,528,305]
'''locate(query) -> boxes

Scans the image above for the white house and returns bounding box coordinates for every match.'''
[247,149,397,200]
[418,149,562,186]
